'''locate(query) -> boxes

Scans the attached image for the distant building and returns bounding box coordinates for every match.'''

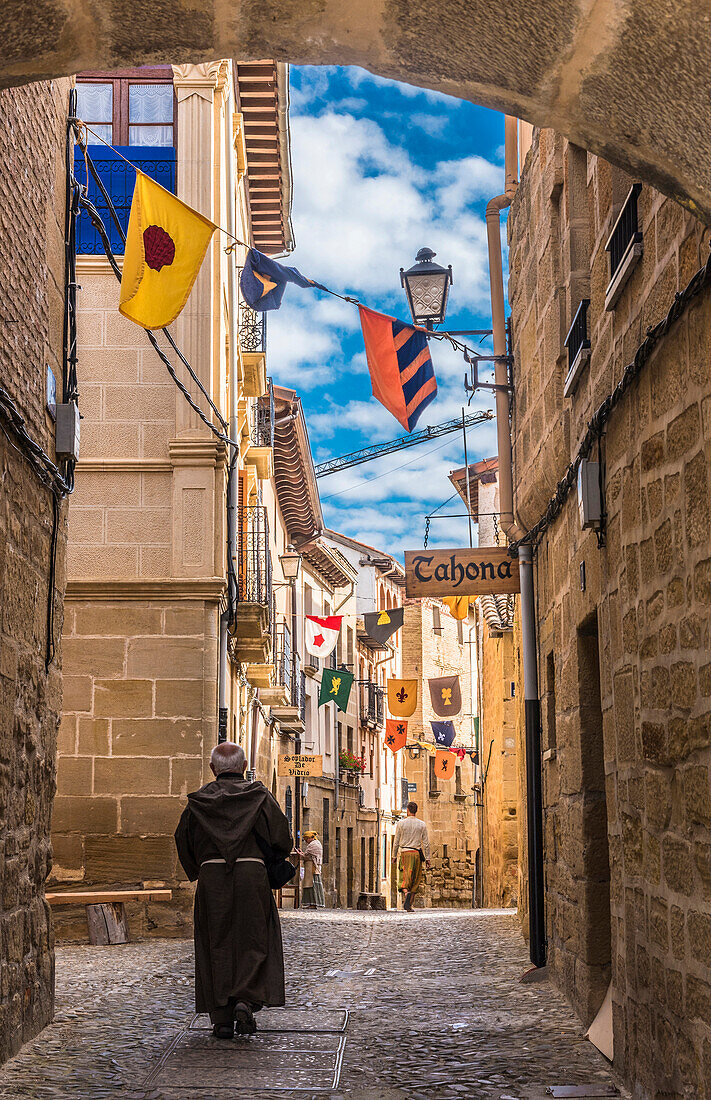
[400,597,479,908]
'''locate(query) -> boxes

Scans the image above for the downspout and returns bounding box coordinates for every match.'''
[218,73,240,745]
[486,115,545,968]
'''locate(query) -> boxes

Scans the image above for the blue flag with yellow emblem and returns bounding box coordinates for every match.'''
[240,247,324,312]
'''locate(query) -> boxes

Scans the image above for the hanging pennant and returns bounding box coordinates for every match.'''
[431,720,456,747]
[434,749,454,779]
[428,675,462,717]
[119,172,217,329]
[305,615,342,658]
[449,745,467,761]
[318,667,353,712]
[363,607,404,646]
[240,247,324,311]
[359,306,438,432]
[384,719,408,753]
[443,595,474,621]
[387,679,418,718]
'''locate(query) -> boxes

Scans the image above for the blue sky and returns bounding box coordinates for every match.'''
[267,66,506,558]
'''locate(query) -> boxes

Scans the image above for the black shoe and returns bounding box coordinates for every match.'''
[212,1023,234,1039]
[233,1002,257,1035]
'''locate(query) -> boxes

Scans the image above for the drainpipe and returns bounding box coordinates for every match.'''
[486,115,546,968]
[218,73,241,745]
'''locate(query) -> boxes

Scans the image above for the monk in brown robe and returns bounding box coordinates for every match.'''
[174,742,293,1038]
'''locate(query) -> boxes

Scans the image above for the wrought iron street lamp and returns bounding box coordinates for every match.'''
[400,247,453,329]
[278,544,301,582]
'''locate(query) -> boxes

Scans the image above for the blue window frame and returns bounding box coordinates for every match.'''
[76,145,176,256]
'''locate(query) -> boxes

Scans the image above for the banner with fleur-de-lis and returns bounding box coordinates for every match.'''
[428,675,462,717]
[387,679,418,717]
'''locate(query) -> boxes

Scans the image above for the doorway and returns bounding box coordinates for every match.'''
[577,612,611,1017]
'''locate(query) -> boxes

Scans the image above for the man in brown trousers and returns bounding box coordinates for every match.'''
[175,743,293,1038]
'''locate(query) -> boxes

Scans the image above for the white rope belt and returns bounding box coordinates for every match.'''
[200,858,264,866]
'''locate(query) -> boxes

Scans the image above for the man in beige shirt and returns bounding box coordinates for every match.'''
[392,802,431,911]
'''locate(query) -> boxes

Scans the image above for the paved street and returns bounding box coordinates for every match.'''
[0,909,624,1099]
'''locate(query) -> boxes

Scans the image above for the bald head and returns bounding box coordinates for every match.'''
[210,742,247,776]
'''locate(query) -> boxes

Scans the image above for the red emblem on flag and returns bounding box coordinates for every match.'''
[143,225,176,271]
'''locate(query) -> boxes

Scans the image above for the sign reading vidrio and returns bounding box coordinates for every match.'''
[404,547,520,597]
[277,754,323,778]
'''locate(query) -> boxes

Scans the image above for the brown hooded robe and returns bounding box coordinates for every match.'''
[174,773,293,1013]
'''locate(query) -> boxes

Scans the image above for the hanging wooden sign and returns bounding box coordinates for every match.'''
[278,754,323,778]
[404,547,520,597]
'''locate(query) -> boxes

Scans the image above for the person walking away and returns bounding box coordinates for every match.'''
[174,742,293,1038]
[392,801,431,911]
[297,830,325,909]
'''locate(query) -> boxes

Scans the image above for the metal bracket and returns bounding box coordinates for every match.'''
[463,352,514,400]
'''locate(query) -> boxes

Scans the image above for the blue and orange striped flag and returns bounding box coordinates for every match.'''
[359,306,438,432]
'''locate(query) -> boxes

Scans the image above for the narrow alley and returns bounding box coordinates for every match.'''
[0,911,621,1099]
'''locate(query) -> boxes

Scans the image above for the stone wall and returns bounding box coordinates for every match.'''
[480,628,519,909]
[508,128,711,1096]
[0,78,71,1062]
[402,599,477,907]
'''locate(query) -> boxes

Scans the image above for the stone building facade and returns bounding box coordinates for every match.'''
[401,598,478,907]
[0,78,72,1061]
[508,127,711,1095]
[50,61,293,938]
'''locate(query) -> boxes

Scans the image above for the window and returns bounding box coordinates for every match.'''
[429,756,439,795]
[433,604,442,635]
[605,183,643,310]
[76,70,176,147]
[563,298,591,397]
[457,618,464,644]
[400,777,410,810]
[455,765,466,801]
[76,71,176,256]
[322,799,330,864]
[285,786,293,830]
[545,651,557,753]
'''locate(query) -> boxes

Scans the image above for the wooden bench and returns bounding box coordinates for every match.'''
[46,888,173,945]
[356,892,386,911]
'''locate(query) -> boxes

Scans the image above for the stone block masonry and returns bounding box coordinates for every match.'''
[51,599,218,939]
[508,128,711,1098]
[0,78,72,1062]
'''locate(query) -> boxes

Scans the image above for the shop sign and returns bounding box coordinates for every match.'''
[277,754,323,778]
[404,547,520,597]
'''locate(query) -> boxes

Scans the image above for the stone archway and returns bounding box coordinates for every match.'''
[2,1,710,220]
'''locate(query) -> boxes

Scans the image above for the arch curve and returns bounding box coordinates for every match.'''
[2,2,710,220]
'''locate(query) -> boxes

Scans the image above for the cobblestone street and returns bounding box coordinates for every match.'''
[0,910,624,1099]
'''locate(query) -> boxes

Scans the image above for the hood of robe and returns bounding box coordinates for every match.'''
[187,774,269,864]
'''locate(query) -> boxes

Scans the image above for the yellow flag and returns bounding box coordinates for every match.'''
[119,172,217,329]
[443,595,473,621]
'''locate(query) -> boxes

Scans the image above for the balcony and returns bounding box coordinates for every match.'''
[77,146,176,256]
[263,621,305,732]
[359,681,384,730]
[239,302,267,397]
[230,506,272,663]
[244,379,274,480]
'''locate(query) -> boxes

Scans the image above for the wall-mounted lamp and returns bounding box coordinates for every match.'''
[278,544,302,582]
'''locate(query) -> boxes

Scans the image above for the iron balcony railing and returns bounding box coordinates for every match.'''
[76,146,176,255]
[273,620,303,710]
[250,377,274,448]
[564,299,591,370]
[237,505,272,609]
[359,681,384,728]
[606,183,642,281]
[239,301,267,353]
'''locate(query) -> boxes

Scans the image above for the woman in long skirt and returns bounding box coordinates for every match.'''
[299,830,325,909]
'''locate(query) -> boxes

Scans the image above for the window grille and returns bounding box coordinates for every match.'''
[250,377,274,448]
[433,604,443,636]
[429,756,438,794]
[564,299,591,371]
[237,505,272,610]
[606,183,642,282]
[239,302,267,353]
[400,777,410,810]
[322,798,330,863]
